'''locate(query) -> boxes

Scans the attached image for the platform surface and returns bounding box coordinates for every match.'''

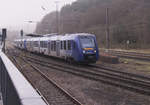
[0,93,3,105]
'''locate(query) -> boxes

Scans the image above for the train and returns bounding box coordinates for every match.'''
[14,33,99,63]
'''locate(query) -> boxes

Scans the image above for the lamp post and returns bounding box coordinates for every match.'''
[106,8,110,49]
[55,1,59,34]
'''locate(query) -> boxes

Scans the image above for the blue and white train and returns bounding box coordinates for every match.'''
[14,33,99,63]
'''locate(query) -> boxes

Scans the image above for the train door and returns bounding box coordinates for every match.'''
[67,40,73,57]
[70,40,74,54]
[38,39,39,52]
[56,40,60,56]
[29,41,32,51]
[24,40,27,50]
[31,41,33,52]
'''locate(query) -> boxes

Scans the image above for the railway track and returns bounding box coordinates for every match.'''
[101,49,150,61]
[10,54,82,105]
[10,50,150,96]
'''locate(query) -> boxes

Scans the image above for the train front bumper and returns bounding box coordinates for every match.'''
[83,54,97,63]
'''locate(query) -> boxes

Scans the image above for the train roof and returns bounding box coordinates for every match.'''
[60,33,95,40]
[14,38,26,42]
[14,33,95,41]
[69,33,95,36]
[43,33,58,37]
[39,37,51,41]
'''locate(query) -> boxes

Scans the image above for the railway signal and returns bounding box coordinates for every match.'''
[2,28,7,53]
[20,30,24,48]
[20,30,24,37]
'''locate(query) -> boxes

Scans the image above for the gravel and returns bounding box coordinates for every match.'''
[35,63,150,105]
[7,49,150,105]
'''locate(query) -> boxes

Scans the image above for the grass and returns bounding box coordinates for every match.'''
[111,48,150,54]
[120,58,150,73]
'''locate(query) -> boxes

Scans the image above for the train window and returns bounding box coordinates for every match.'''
[40,41,43,47]
[64,41,66,50]
[20,43,22,47]
[34,41,39,47]
[27,41,29,48]
[43,41,47,48]
[51,41,53,51]
[61,41,63,49]
[33,41,35,47]
[48,41,51,49]
[68,40,71,50]
[36,41,39,47]
[29,42,31,47]
[79,36,95,48]
[54,41,56,51]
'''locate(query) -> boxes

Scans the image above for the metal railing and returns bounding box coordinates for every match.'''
[0,51,47,105]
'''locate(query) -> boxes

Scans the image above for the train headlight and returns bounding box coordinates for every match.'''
[94,50,96,53]
[83,50,86,53]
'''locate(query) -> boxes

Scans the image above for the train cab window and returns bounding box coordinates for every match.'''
[79,36,95,48]
[68,40,71,50]
[64,41,66,50]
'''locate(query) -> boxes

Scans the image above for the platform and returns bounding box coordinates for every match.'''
[0,51,47,105]
[0,93,3,105]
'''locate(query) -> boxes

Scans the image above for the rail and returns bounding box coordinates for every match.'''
[0,51,47,105]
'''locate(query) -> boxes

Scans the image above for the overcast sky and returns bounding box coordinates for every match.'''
[0,0,76,32]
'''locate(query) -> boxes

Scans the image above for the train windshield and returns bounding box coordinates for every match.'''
[80,36,95,48]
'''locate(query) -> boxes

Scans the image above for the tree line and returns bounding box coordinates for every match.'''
[35,0,150,48]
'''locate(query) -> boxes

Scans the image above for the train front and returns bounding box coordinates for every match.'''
[79,35,99,63]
